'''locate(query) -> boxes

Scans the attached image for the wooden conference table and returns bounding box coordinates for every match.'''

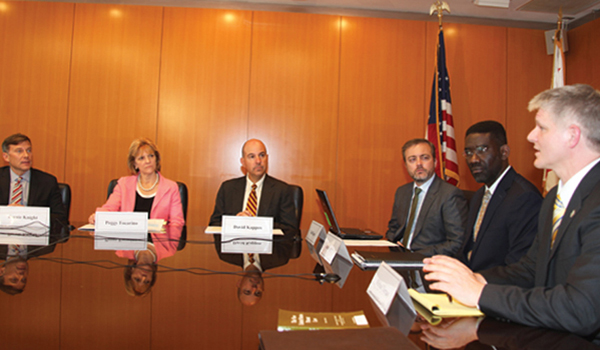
[1,223,598,349]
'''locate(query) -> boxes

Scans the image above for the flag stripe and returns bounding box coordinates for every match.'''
[427,29,459,187]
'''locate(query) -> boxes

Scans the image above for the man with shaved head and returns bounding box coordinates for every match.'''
[209,139,299,305]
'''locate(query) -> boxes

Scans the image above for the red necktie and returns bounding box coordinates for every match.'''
[11,176,23,205]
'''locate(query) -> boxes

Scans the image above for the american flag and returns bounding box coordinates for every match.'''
[426,29,459,186]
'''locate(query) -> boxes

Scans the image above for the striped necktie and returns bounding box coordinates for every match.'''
[473,190,492,242]
[551,194,565,249]
[245,184,258,216]
[11,176,23,205]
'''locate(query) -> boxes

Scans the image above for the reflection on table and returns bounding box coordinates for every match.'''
[0,223,597,349]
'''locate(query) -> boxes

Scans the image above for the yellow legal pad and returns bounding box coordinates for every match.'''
[408,289,484,325]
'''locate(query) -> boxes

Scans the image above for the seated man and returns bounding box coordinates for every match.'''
[209,138,299,238]
[458,121,542,271]
[1,133,68,224]
[424,84,600,344]
[386,138,468,257]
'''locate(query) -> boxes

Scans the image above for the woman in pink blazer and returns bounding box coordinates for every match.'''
[88,138,184,296]
[88,138,185,227]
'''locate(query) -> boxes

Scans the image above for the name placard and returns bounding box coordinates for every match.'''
[306,220,327,265]
[221,215,273,254]
[306,220,327,246]
[94,212,148,251]
[0,206,50,245]
[319,232,344,265]
[367,262,405,315]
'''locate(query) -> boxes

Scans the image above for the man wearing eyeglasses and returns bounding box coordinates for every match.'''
[458,121,542,271]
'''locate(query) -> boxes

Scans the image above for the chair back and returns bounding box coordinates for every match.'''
[57,182,71,222]
[289,184,303,229]
[289,184,303,259]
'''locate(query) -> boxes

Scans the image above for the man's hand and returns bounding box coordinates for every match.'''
[422,255,487,307]
[236,210,252,217]
[8,203,23,207]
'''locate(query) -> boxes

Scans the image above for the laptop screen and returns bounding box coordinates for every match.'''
[315,189,342,235]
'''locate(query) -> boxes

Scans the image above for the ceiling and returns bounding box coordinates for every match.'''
[28,0,600,29]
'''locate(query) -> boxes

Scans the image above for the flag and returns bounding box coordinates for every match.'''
[426,29,459,186]
[542,25,565,195]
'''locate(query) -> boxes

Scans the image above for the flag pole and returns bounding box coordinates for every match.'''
[429,1,449,177]
[542,8,566,196]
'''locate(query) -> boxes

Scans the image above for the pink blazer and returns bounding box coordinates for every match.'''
[116,225,182,262]
[97,173,185,226]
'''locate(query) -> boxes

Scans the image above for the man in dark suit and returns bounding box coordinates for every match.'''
[386,138,468,257]
[458,121,542,271]
[423,84,600,343]
[209,138,299,238]
[0,133,68,224]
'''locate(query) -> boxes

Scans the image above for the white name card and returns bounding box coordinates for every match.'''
[306,220,327,246]
[94,212,148,251]
[221,215,273,254]
[319,232,344,265]
[367,262,405,315]
[0,206,50,245]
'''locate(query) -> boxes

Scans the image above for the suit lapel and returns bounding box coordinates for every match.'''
[396,185,413,234]
[413,176,439,237]
[232,177,246,213]
[152,174,166,212]
[27,169,39,205]
[548,163,600,260]
[472,169,514,253]
[258,175,273,216]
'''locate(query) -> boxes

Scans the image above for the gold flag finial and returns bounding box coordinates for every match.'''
[430,1,451,29]
[556,7,563,38]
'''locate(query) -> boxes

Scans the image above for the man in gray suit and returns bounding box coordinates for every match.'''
[423,84,600,343]
[386,138,468,257]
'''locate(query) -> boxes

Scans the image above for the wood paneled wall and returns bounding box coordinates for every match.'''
[1,0,600,233]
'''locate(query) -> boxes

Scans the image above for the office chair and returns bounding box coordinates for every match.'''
[289,184,303,259]
[57,182,71,222]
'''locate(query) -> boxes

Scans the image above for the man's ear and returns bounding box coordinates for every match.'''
[2,152,8,163]
[566,124,582,149]
[500,144,510,160]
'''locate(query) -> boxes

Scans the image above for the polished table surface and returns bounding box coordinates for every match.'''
[1,223,598,349]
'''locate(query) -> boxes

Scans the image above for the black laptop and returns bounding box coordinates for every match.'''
[316,189,383,240]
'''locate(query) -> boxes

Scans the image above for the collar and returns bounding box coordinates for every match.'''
[246,174,266,190]
[557,157,600,208]
[485,165,511,195]
[414,174,435,193]
[10,168,31,183]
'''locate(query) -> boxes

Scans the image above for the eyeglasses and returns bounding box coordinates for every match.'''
[463,146,489,157]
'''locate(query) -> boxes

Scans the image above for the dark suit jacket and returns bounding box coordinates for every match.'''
[208,175,299,237]
[479,161,600,341]
[0,166,68,225]
[386,175,468,257]
[458,167,542,271]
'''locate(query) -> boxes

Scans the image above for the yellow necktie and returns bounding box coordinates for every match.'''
[551,194,565,249]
